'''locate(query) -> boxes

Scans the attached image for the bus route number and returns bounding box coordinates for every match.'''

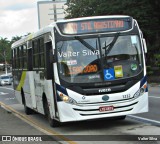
[123,94,131,99]
[68,65,98,75]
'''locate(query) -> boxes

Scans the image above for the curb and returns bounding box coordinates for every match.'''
[0,101,76,144]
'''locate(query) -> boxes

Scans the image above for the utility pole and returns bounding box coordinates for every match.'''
[0,52,7,75]
[4,51,7,75]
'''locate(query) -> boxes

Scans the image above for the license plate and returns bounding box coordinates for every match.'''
[99,106,114,112]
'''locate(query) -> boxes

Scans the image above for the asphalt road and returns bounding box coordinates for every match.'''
[0,84,160,143]
[0,106,59,143]
[0,86,18,105]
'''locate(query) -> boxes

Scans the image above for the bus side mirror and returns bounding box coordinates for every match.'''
[142,38,147,53]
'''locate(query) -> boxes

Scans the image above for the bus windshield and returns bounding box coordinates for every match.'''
[57,35,143,83]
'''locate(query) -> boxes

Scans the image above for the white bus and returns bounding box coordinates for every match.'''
[11,15,148,127]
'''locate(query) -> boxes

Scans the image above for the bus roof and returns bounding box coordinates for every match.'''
[56,15,131,23]
[11,15,132,49]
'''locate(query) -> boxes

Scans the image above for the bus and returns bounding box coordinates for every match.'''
[11,15,148,127]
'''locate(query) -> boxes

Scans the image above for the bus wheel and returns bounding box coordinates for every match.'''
[24,98,34,115]
[22,92,33,115]
[44,99,60,127]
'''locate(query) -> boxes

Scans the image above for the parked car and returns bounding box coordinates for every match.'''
[0,75,12,86]
[6,73,13,82]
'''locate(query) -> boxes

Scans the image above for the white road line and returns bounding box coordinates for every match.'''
[0,87,14,91]
[0,92,9,95]
[5,97,15,101]
[128,115,160,125]
[149,96,160,99]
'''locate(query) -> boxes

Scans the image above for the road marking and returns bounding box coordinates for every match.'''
[0,92,8,95]
[5,97,15,100]
[128,115,160,126]
[149,96,160,99]
[0,87,14,91]
[0,101,77,144]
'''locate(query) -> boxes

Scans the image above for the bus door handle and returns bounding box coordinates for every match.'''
[40,72,44,80]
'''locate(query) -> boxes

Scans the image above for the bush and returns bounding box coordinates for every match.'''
[146,66,153,75]
[154,54,160,67]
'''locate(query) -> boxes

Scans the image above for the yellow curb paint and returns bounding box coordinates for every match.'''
[0,101,77,144]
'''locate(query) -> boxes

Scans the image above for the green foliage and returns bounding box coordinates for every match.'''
[10,36,22,44]
[154,54,160,67]
[146,66,153,75]
[0,37,10,63]
[0,36,22,64]
[65,0,160,66]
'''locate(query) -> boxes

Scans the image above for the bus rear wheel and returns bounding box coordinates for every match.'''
[44,99,60,127]
[22,91,33,115]
[23,98,34,115]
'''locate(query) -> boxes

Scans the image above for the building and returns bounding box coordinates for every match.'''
[37,0,67,29]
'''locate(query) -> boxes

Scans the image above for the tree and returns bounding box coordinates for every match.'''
[64,0,160,66]
[0,33,31,64]
[65,0,101,18]
[0,37,10,63]
[10,36,22,44]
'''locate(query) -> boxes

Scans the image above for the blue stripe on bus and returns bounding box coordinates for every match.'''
[140,76,148,92]
[140,76,147,87]
[55,83,68,102]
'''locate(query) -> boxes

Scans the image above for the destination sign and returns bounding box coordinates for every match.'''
[57,18,132,35]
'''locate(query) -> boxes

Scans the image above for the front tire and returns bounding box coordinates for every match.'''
[44,99,60,127]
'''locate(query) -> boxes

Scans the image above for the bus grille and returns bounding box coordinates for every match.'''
[73,101,138,116]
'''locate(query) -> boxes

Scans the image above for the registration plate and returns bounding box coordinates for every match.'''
[99,106,114,112]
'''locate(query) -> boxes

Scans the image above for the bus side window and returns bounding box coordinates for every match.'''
[45,42,53,80]
[28,48,32,71]
[39,38,45,69]
[33,40,39,69]
[23,44,27,69]
[19,46,23,69]
[27,40,32,71]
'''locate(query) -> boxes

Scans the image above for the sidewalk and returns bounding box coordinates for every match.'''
[0,106,59,143]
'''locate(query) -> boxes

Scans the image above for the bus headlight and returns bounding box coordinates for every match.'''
[1,81,5,84]
[62,95,69,102]
[134,83,147,98]
[58,91,77,105]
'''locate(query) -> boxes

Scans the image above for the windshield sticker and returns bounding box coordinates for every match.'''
[103,68,115,80]
[131,36,137,44]
[131,63,137,71]
[58,51,79,58]
[89,75,100,79]
[114,65,123,78]
[67,60,77,66]
[58,50,99,58]
[68,65,98,75]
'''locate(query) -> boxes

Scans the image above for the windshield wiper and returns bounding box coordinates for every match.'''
[102,32,120,56]
[75,36,96,52]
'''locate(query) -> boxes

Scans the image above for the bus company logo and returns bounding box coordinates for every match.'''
[98,88,111,93]
[102,95,110,101]
[82,96,86,100]
[2,136,12,141]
